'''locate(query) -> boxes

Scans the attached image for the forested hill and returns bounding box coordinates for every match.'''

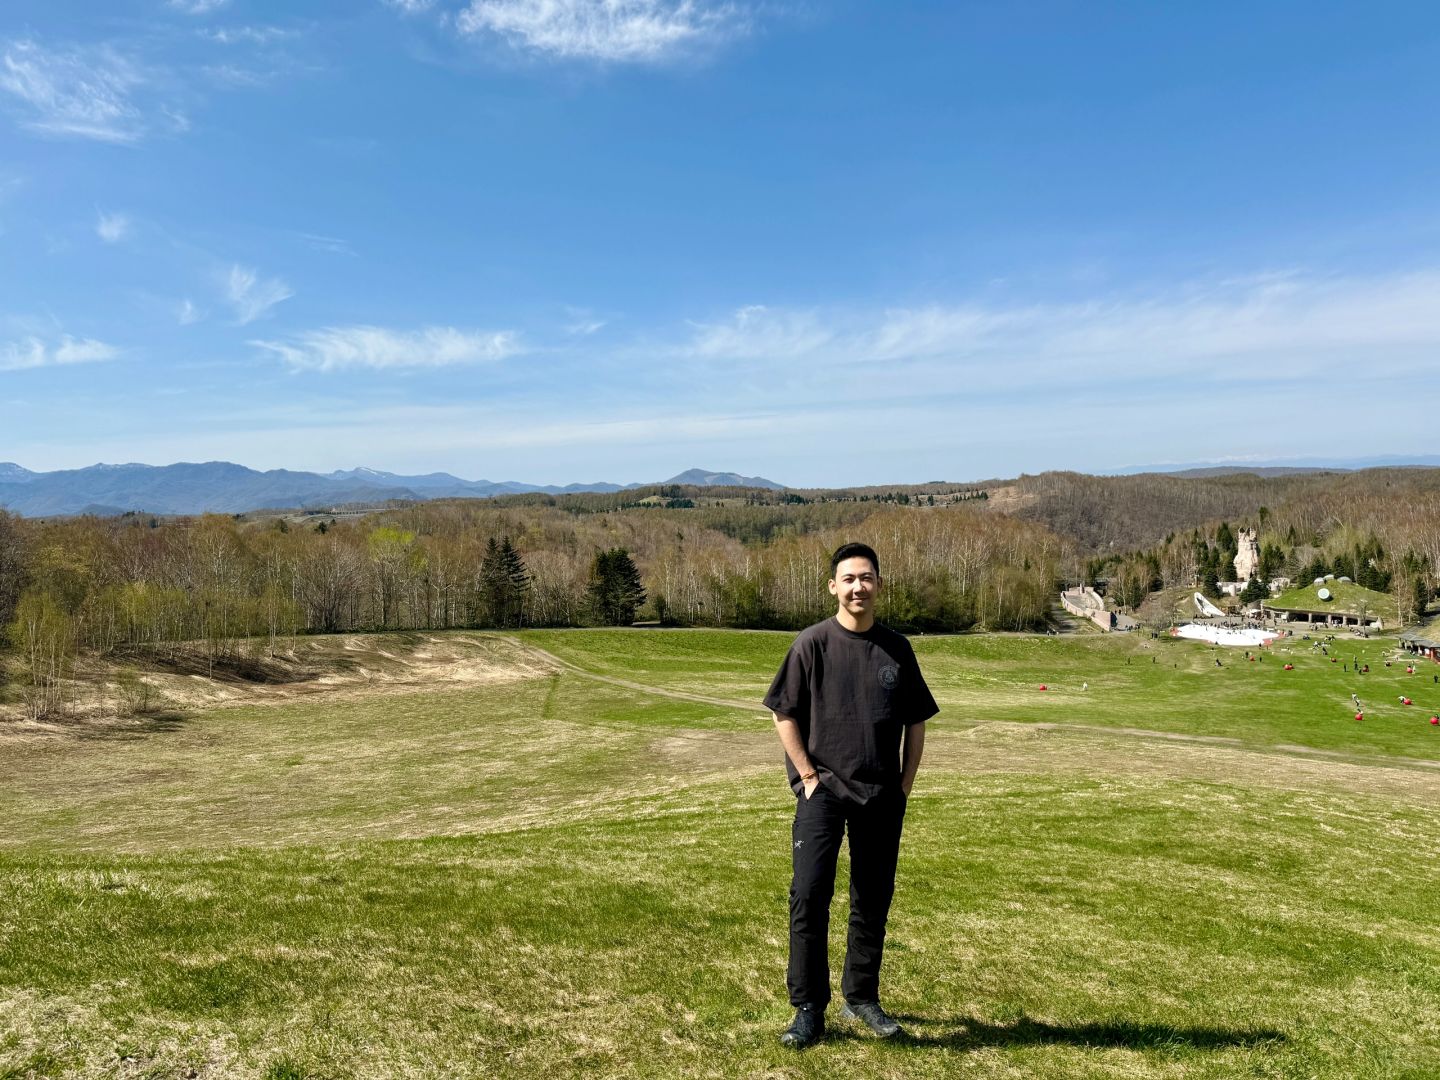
[6,461,1439,560]
[976,468,1440,554]
[488,467,1440,556]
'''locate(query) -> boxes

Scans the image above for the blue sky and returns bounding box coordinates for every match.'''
[3,1,1439,486]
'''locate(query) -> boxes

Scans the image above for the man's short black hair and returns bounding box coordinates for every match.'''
[830,542,880,578]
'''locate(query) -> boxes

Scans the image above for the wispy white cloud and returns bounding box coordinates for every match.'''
[169,0,232,14]
[686,304,835,360]
[0,28,290,142]
[204,25,299,45]
[0,39,152,142]
[216,264,292,325]
[95,209,132,244]
[300,233,356,256]
[383,0,436,12]
[198,22,310,88]
[224,264,294,325]
[1,334,118,372]
[676,271,1440,390]
[251,325,524,371]
[203,63,274,88]
[177,298,205,325]
[563,306,606,336]
[454,0,747,62]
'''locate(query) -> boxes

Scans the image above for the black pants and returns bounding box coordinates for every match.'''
[787,785,907,1008]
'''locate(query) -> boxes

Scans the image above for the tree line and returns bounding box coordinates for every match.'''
[0,500,1060,718]
[7,467,1440,719]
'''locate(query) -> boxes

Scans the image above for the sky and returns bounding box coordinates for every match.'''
[2,1,1440,487]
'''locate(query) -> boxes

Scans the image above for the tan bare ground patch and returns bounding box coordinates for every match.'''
[0,632,560,741]
[979,483,1037,513]
[159,633,560,708]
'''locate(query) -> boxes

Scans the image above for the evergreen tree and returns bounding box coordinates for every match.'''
[1356,553,1379,590]
[1414,575,1431,622]
[480,536,531,628]
[1144,553,1163,592]
[587,548,646,626]
[1200,564,1221,600]
[1355,538,1391,591]
[1240,576,1268,604]
[1258,543,1286,582]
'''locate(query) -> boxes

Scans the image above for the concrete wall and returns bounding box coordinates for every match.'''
[1061,587,1115,631]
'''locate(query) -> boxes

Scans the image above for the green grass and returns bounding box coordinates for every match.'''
[2,629,1439,1078]
[523,627,1440,761]
[520,626,793,702]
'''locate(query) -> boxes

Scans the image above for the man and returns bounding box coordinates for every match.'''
[763,542,938,1049]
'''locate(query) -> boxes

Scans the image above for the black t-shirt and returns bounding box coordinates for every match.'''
[763,616,939,804]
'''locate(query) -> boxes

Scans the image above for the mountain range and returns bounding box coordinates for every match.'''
[1106,454,1440,476]
[0,463,783,518]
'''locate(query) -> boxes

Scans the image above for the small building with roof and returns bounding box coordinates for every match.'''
[1262,576,1395,629]
[1400,633,1440,661]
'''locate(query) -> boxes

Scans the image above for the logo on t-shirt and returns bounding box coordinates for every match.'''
[878,664,899,690]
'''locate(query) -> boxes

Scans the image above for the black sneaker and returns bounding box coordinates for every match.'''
[840,1000,903,1038]
[780,1004,825,1049]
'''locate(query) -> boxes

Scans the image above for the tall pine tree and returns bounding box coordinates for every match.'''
[587,548,646,626]
[480,536,530,628]
[1240,576,1268,604]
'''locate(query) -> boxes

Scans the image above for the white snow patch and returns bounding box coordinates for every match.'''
[1171,623,1279,647]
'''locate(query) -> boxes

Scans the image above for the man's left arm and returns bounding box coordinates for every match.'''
[900,646,938,796]
[900,721,925,796]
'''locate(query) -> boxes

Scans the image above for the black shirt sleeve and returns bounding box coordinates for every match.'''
[763,639,810,721]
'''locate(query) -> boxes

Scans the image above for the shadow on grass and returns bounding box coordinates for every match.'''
[132,648,321,685]
[890,1014,1287,1052]
[72,709,194,741]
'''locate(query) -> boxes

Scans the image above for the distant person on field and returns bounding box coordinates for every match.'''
[764,542,938,1049]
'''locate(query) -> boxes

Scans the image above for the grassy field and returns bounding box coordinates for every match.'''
[522,627,1440,760]
[2,628,1439,1078]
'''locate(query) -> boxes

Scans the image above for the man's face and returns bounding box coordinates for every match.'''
[829,556,881,615]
